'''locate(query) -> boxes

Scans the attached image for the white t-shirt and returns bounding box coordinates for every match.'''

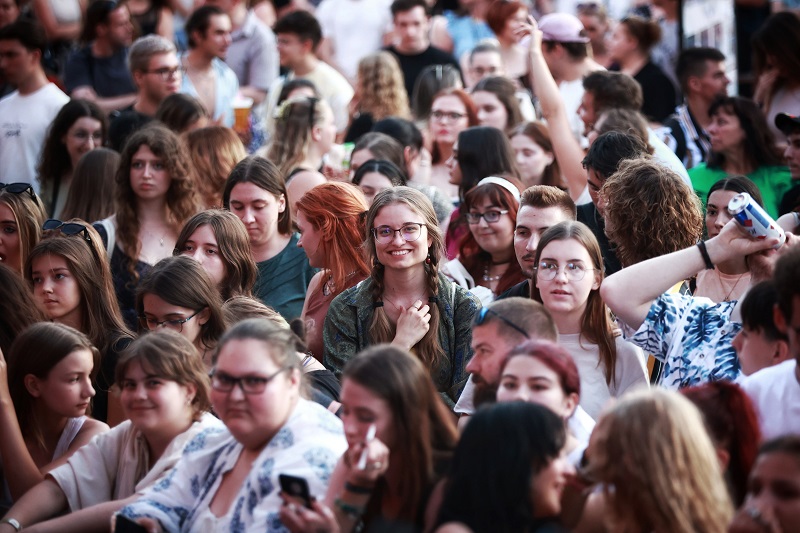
[559,332,649,420]
[560,78,588,148]
[649,128,692,186]
[316,0,393,82]
[740,359,800,441]
[0,84,69,191]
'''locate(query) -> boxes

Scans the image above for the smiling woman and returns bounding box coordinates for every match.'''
[323,186,481,407]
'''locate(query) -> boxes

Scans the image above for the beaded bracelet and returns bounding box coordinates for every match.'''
[334,498,365,519]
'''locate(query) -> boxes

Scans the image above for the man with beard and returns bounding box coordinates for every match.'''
[455,297,558,414]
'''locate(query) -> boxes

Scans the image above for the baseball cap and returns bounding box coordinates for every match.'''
[775,113,800,134]
[538,13,590,44]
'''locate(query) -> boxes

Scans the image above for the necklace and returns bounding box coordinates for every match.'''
[323,271,357,297]
[483,260,509,282]
[719,270,747,302]
[382,293,427,311]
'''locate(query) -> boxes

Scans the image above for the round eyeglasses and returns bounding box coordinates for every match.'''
[372,223,424,244]
[210,367,288,394]
[140,309,202,332]
[535,261,597,281]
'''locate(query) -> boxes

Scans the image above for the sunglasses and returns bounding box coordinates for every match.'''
[43,219,93,243]
[475,307,529,339]
[0,182,40,205]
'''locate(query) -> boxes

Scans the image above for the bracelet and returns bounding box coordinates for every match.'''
[0,518,21,531]
[344,481,374,495]
[334,498,365,519]
[697,241,714,269]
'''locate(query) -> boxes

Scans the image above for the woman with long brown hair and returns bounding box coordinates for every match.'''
[324,186,480,407]
[296,182,370,361]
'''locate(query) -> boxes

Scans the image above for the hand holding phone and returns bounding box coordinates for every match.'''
[279,473,313,509]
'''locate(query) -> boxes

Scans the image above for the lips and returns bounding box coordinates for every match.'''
[551,290,570,296]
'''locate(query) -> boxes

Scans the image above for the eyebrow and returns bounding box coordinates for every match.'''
[540,257,587,263]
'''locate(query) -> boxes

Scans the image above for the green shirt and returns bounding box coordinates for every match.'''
[688,164,793,218]
[254,233,317,321]
[323,273,481,407]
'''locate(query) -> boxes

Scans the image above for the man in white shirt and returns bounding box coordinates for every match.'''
[740,248,800,440]
[266,10,354,138]
[0,20,69,191]
[315,0,393,83]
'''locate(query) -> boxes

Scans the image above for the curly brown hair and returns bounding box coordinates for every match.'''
[115,124,200,284]
[601,158,703,267]
[356,51,410,121]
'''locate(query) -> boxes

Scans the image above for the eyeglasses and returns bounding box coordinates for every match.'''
[145,66,180,81]
[431,110,466,122]
[43,219,92,242]
[210,367,288,394]
[466,209,509,224]
[535,261,597,281]
[140,309,202,332]
[475,307,529,339]
[372,223,424,244]
[0,182,38,202]
[69,129,103,144]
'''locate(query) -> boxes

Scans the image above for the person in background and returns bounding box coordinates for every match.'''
[223,156,316,321]
[37,100,106,218]
[61,149,120,224]
[485,0,529,82]
[267,10,354,137]
[430,0,494,66]
[0,0,20,30]
[688,96,791,218]
[175,209,258,301]
[509,122,563,189]
[576,2,611,68]
[296,182,370,362]
[429,88,478,199]
[64,0,137,113]
[733,281,790,376]
[607,16,678,124]
[775,112,800,215]
[410,63,462,126]
[471,76,523,133]
[352,159,407,205]
[0,20,69,190]
[662,47,729,169]
[184,126,247,209]
[108,35,182,152]
[316,0,393,83]
[29,0,84,77]
[155,92,210,134]
[0,184,46,275]
[0,264,46,357]
[126,0,174,39]
[180,5,239,127]
[386,0,460,100]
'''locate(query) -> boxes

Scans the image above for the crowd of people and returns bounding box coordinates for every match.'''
[1,0,800,532]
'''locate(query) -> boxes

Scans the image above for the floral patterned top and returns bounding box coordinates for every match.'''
[118,399,347,532]
[622,293,742,389]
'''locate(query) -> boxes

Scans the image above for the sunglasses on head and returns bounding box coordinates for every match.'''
[475,307,530,339]
[0,182,39,204]
[43,219,92,243]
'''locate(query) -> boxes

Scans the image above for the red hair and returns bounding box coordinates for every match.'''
[486,0,525,35]
[503,339,581,397]
[430,88,479,164]
[459,178,526,294]
[681,381,761,506]
[295,182,370,292]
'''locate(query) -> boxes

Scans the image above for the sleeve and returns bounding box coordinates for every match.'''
[64,48,92,93]
[622,293,690,362]
[611,336,649,396]
[446,287,480,404]
[322,291,362,380]
[249,28,279,91]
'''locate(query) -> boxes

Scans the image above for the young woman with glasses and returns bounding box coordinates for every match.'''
[136,255,227,369]
[25,220,134,424]
[0,183,47,275]
[0,330,222,531]
[0,323,108,510]
[117,319,348,531]
[324,186,480,407]
[532,221,648,419]
[37,100,106,218]
[443,177,526,304]
[428,88,478,200]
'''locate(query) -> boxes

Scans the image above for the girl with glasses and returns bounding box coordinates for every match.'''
[117,319,347,531]
[281,345,459,533]
[0,323,108,510]
[324,186,480,407]
[443,177,526,303]
[94,124,200,331]
[37,99,106,218]
[428,88,478,200]
[136,255,227,369]
[223,156,316,322]
[0,330,222,531]
[0,184,46,275]
[532,221,647,419]
[25,221,134,424]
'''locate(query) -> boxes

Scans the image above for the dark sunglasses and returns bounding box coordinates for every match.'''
[0,182,39,204]
[43,219,92,243]
[475,307,530,339]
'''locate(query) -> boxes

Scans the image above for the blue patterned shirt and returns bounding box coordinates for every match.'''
[118,399,347,532]
[622,293,742,389]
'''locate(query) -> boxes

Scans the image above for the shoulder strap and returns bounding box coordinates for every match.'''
[98,215,116,260]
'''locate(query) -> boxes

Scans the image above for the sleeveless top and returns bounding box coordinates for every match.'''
[53,416,87,459]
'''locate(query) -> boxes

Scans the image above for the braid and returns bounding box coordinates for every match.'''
[368,262,395,345]
[416,249,445,371]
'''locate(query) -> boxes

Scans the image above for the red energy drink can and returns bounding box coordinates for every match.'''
[727,193,786,249]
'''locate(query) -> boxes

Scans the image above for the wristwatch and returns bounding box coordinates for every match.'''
[0,518,21,531]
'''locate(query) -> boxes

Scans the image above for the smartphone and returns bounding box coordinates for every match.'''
[279,473,313,509]
[114,515,148,533]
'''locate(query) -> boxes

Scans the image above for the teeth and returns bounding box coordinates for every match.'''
[390,251,409,255]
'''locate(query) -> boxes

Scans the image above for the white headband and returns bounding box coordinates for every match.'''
[477,177,521,202]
